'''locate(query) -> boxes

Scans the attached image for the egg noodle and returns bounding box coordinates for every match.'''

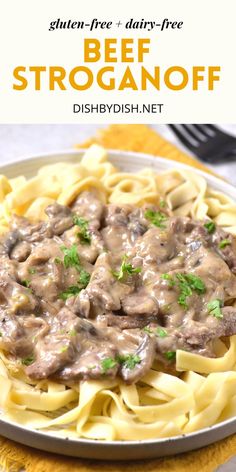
[0,144,236,441]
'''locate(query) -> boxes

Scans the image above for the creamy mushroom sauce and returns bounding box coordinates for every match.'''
[0,191,236,384]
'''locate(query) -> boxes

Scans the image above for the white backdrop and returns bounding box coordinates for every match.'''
[0,0,235,122]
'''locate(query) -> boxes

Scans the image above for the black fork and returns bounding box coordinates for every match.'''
[168,124,236,163]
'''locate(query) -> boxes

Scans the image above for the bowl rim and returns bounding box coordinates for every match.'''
[2,147,236,199]
[0,412,235,448]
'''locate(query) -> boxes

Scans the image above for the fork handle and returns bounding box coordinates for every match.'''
[200,148,236,163]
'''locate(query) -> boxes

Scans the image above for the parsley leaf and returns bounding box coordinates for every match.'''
[21,355,35,366]
[113,255,141,281]
[101,353,142,373]
[204,221,216,234]
[59,271,90,300]
[73,215,91,245]
[207,299,223,319]
[116,354,141,370]
[78,269,90,287]
[101,357,118,373]
[28,267,36,275]
[143,326,153,334]
[159,199,167,208]
[58,246,90,301]
[156,327,168,338]
[165,351,176,361]
[161,272,206,309]
[179,274,206,294]
[60,244,81,270]
[161,273,176,287]
[145,209,167,229]
[54,257,62,264]
[22,279,31,288]
[176,273,205,308]
[121,354,141,370]
[219,239,231,249]
[143,326,168,338]
[59,286,82,300]
[59,245,90,281]
[60,346,68,353]
[69,329,77,337]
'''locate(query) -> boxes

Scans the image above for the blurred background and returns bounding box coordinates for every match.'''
[0,124,235,185]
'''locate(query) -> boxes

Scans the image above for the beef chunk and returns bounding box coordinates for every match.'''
[26,334,78,379]
[71,191,104,230]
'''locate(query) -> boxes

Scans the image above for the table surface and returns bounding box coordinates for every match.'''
[0,124,235,471]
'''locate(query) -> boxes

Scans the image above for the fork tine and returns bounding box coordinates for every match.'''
[181,125,203,143]
[190,124,211,138]
[203,124,218,133]
[168,125,196,149]
[202,124,230,138]
[168,124,236,163]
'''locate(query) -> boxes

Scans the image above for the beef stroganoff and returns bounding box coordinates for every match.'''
[0,145,236,440]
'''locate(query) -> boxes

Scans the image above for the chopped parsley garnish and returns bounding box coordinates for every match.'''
[165,351,176,361]
[204,221,216,234]
[145,209,167,229]
[176,273,206,308]
[156,327,168,338]
[21,355,34,366]
[177,273,205,294]
[143,326,168,338]
[59,272,90,300]
[28,267,36,275]
[207,299,223,319]
[54,257,62,264]
[60,244,81,271]
[219,239,231,249]
[121,354,141,370]
[69,329,77,337]
[58,245,90,300]
[161,272,206,309]
[59,286,82,300]
[116,354,141,370]
[78,269,90,287]
[101,357,118,373]
[113,255,141,281]
[73,215,91,245]
[60,346,68,353]
[160,199,167,208]
[22,279,31,288]
[161,273,176,287]
[101,354,141,373]
[143,326,153,334]
[0,332,2,337]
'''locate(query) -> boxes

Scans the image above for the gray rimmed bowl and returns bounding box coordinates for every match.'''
[0,149,236,461]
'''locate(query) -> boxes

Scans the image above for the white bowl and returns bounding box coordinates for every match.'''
[1,149,236,460]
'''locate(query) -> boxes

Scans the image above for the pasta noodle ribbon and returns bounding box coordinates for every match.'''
[0,176,12,203]
[176,335,236,373]
[184,372,236,432]
[58,177,107,206]
[104,173,158,205]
